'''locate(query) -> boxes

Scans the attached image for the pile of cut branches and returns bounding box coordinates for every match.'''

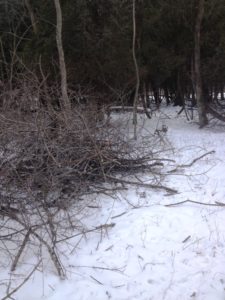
[0,87,170,281]
[0,107,159,209]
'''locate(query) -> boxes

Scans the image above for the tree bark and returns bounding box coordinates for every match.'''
[53,0,71,116]
[194,0,208,127]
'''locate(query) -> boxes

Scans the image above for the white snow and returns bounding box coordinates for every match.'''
[1,106,225,300]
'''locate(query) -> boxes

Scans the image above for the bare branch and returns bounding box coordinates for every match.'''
[106,175,178,194]
[165,199,225,207]
[169,150,215,173]
[11,229,31,272]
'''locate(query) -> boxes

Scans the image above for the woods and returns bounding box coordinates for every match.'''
[0,1,225,298]
[0,0,225,115]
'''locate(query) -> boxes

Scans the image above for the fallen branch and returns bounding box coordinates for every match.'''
[56,223,116,244]
[207,105,225,122]
[112,212,127,219]
[90,275,103,285]
[106,175,178,194]
[69,264,125,274]
[165,199,225,207]
[108,106,151,114]
[94,223,115,230]
[169,150,215,173]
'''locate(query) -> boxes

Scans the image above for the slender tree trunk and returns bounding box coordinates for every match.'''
[132,0,140,140]
[140,81,151,118]
[152,82,159,108]
[24,0,37,34]
[53,0,71,116]
[194,0,208,127]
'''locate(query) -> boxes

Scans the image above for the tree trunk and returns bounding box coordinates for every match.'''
[53,0,71,117]
[152,82,160,108]
[140,81,151,118]
[220,85,224,101]
[174,71,184,106]
[194,0,208,127]
[164,86,170,106]
[24,0,37,34]
[132,0,140,140]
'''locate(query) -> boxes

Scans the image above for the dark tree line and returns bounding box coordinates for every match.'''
[1,0,225,125]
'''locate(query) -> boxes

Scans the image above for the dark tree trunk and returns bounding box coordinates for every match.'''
[145,81,151,108]
[127,89,135,106]
[213,86,219,102]
[202,84,211,103]
[174,71,184,106]
[151,82,160,108]
[221,86,224,101]
[194,0,208,127]
[140,81,151,118]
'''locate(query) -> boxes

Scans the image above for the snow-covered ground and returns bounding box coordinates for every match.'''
[1,106,225,300]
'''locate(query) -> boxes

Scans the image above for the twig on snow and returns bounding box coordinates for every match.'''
[56,223,116,244]
[94,223,116,230]
[165,199,225,207]
[182,235,191,243]
[169,150,215,173]
[90,275,103,285]
[70,264,126,274]
[112,212,127,219]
